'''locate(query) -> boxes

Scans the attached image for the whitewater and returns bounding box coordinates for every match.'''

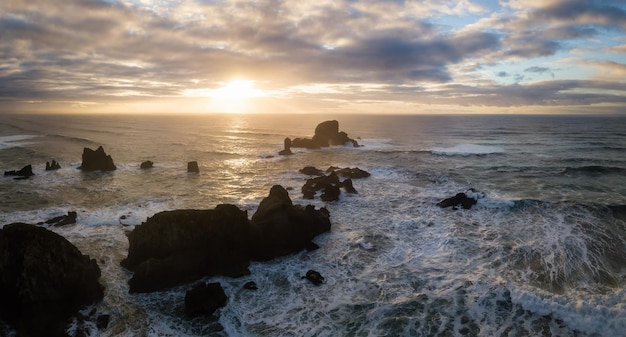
[1,113,625,336]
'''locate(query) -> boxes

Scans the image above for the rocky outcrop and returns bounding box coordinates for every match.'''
[301,167,370,201]
[278,138,293,156]
[43,211,78,227]
[78,146,116,172]
[46,160,61,171]
[0,223,104,337]
[187,161,199,173]
[437,193,476,209]
[291,120,360,149]
[302,270,324,286]
[184,282,227,317]
[4,164,34,179]
[121,185,331,293]
[140,160,153,169]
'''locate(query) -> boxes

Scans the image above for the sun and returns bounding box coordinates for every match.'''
[209,80,264,113]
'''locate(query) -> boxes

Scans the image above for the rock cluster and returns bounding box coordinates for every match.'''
[300,166,370,201]
[4,164,34,179]
[121,185,331,293]
[0,223,104,337]
[287,120,360,150]
[46,160,61,171]
[78,146,116,171]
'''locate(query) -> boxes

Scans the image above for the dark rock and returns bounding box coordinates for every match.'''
[331,167,371,179]
[96,314,110,330]
[313,120,339,147]
[278,137,293,156]
[305,241,320,251]
[140,160,153,169]
[121,185,331,293]
[290,120,359,149]
[187,161,199,173]
[299,166,325,176]
[437,193,477,210]
[78,146,116,172]
[302,270,324,286]
[320,184,341,202]
[341,178,357,194]
[184,282,227,317]
[46,160,61,171]
[243,281,258,290]
[0,223,104,337]
[4,164,34,179]
[44,211,78,227]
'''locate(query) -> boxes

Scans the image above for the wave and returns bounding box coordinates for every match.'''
[562,166,626,175]
[0,135,41,150]
[430,144,505,156]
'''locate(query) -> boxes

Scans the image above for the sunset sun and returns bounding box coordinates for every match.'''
[210,80,264,113]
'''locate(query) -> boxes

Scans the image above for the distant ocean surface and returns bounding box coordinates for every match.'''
[1,113,626,337]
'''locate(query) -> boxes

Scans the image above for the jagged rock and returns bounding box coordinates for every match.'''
[320,184,341,202]
[299,166,325,176]
[140,160,153,169]
[302,270,324,286]
[46,160,61,171]
[0,223,104,337]
[44,211,78,227]
[278,138,293,156]
[437,192,477,210]
[121,185,331,293]
[341,178,357,194]
[301,171,341,200]
[187,161,199,173]
[184,282,227,317]
[78,146,116,172]
[4,164,34,179]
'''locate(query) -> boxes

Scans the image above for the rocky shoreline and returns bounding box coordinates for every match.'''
[0,120,484,336]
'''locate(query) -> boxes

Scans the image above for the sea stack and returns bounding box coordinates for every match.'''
[187,161,199,173]
[79,146,116,171]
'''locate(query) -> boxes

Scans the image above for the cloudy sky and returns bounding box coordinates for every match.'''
[1,0,625,114]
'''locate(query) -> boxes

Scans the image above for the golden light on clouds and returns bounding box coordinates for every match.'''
[184,80,267,113]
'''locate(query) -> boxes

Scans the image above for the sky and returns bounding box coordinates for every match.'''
[1,0,625,114]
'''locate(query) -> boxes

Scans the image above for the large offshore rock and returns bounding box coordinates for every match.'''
[0,223,104,337]
[291,120,359,149]
[78,146,116,171]
[121,185,331,293]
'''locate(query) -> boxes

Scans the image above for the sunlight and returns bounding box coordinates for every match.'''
[183,79,266,113]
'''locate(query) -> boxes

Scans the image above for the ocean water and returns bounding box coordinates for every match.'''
[1,113,626,337]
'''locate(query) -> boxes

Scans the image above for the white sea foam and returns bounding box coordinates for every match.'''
[431,143,505,156]
[0,134,41,150]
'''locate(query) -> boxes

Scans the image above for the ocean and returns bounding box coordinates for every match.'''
[1,113,625,337]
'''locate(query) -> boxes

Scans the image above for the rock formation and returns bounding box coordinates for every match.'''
[0,223,104,337]
[184,282,227,317]
[78,146,116,171]
[4,164,34,179]
[278,137,293,156]
[121,185,331,293]
[437,191,481,210]
[302,270,325,286]
[43,211,78,227]
[140,160,154,169]
[291,120,360,149]
[187,161,199,173]
[46,160,61,171]
[301,167,370,201]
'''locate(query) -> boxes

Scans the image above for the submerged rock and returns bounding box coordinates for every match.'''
[0,223,104,337]
[302,270,325,286]
[437,192,478,210]
[140,160,154,169]
[43,211,78,227]
[4,164,34,179]
[78,146,116,171]
[121,185,331,293]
